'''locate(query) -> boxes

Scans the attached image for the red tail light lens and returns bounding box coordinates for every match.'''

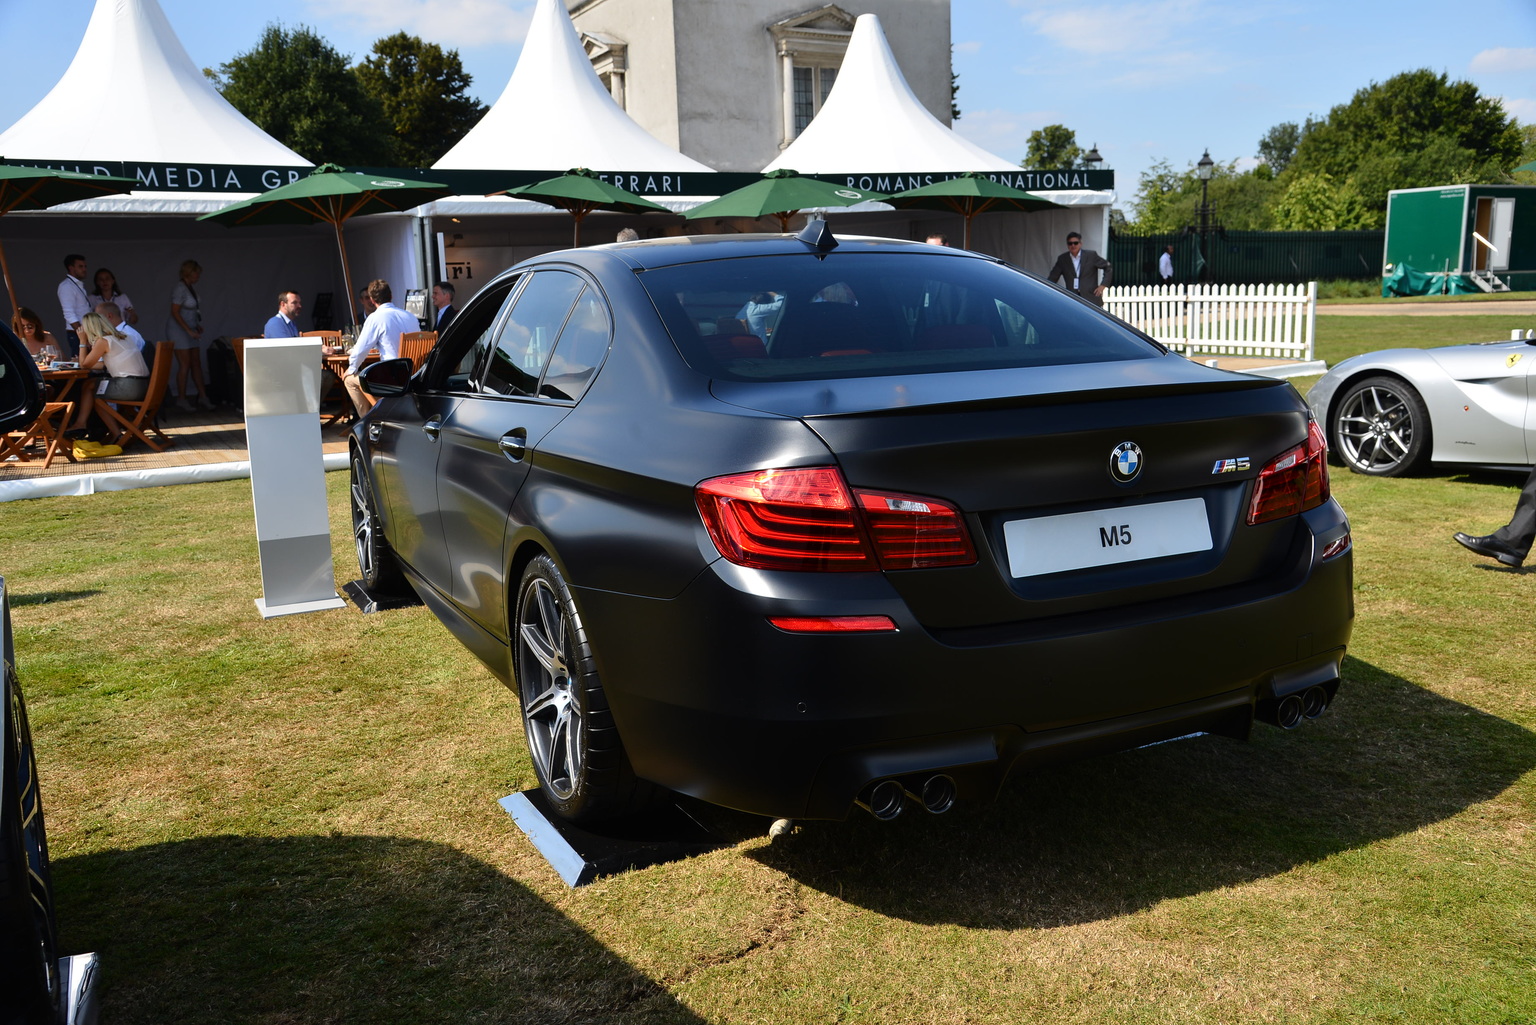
[696,467,975,572]
[1247,420,1331,525]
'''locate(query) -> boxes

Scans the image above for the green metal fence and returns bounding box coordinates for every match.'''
[1109,229,1385,286]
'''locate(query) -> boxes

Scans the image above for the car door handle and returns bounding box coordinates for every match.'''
[498,429,528,460]
[422,418,442,440]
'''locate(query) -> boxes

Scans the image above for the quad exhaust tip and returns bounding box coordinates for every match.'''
[1260,684,1333,729]
[859,774,957,820]
[857,779,906,821]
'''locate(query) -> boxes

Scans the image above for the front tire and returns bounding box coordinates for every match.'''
[1332,375,1431,477]
[351,452,405,593]
[1,673,60,1023]
[514,555,650,824]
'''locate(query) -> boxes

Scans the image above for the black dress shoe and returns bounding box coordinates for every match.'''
[1453,532,1525,567]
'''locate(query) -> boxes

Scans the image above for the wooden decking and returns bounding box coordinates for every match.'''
[1,404,353,483]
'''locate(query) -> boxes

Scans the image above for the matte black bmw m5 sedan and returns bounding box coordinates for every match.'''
[351,226,1353,825]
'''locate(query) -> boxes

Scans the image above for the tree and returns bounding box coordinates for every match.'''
[1257,122,1301,174]
[1288,69,1522,224]
[355,33,487,168]
[1023,124,1083,171]
[1268,171,1371,230]
[210,24,396,166]
[1125,158,1279,232]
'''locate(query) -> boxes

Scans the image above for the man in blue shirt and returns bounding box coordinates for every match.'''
[263,291,303,337]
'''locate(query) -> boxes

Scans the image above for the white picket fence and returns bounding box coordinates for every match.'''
[1103,282,1317,361]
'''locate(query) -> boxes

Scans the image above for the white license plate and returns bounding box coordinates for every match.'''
[1004,498,1213,578]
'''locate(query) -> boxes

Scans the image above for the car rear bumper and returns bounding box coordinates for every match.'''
[575,501,1354,820]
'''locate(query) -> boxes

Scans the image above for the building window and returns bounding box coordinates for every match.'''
[771,6,855,146]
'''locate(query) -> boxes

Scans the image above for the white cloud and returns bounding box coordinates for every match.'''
[1498,96,1536,122]
[307,0,533,48]
[954,40,982,55]
[1471,47,1536,74]
[1014,0,1208,57]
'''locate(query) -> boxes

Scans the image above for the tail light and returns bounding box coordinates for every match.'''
[696,466,975,572]
[1247,420,1330,525]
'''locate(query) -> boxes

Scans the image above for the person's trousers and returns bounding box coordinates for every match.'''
[1492,464,1536,556]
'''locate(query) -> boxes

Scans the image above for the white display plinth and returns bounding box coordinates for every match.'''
[244,337,346,618]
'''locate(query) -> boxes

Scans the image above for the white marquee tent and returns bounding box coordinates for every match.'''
[761,14,1112,268]
[435,0,712,174]
[0,0,419,338]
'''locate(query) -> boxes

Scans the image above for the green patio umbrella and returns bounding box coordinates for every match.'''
[200,163,451,325]
[880,171,1063,250]
[683,169,879,231]
[1515,160,1536,174]
[495,168,668,247]
[0,164,139,315]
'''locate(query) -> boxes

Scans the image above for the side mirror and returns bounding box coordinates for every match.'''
[0,323,45,433]
[359,357,413,398]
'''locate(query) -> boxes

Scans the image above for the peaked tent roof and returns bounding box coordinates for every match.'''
[0,0,308,167]
[764,13,1016,174]
[434,0,712,172]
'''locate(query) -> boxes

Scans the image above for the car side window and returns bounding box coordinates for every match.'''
[539,288,611,402]
[430,277,518,392]
[482,270,585,398]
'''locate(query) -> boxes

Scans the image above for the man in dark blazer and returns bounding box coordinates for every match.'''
[1047,232,1113,306]
[431,281,457,334]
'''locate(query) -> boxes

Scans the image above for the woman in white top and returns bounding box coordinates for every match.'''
[90,267,137,326]
[67,311,150,434]
[166,258,210,409]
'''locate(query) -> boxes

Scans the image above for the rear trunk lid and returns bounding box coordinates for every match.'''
[712,356,1312,628]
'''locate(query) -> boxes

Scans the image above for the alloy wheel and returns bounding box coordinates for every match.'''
[517,577,583,801]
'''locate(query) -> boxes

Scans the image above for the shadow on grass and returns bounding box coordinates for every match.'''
[55,834,704,1025]
[749,655,1536,928]
[10,590,103,607]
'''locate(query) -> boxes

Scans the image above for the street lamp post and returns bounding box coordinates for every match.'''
[1196,149,1214,284]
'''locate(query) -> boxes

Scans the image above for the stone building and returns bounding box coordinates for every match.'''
[568,0,953,172]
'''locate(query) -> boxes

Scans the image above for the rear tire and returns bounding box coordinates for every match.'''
[1331,375,1431,477]
[351,452,405,593]
[513,555,651,824]
[1,672,60,1023]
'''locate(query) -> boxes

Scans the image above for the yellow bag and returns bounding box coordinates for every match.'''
[72,440,123,460]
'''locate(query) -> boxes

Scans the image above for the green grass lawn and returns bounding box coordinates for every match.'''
[6,314,1536,1023]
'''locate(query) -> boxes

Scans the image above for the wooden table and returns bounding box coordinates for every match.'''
[0,367,91,467]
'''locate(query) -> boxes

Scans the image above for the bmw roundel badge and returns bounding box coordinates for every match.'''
[1110,441,1142,483]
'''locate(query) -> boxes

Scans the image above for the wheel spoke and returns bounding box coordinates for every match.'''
[524,681,562,720]
[519,619,565,678]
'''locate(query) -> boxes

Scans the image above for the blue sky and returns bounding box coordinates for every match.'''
[2,0,1533,207]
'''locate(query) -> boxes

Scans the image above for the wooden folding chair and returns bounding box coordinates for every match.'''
[0,401,76,468]
[399,330,437,371]
[97,341,175,452]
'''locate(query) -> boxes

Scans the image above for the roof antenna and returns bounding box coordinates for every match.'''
[795,217,839,255]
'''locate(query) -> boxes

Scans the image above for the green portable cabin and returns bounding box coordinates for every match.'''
[1382,184,1536,296]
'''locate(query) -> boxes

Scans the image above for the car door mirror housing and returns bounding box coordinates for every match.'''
[0,323,46,432]
[360,357,413,397]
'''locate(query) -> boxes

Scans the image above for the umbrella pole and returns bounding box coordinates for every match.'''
[0,237,17,317]
[334,222,358,327]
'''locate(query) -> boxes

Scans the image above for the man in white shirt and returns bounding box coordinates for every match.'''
[1159,244,1176,285]
[95,302,147,354]
[344,279,418,417]
[57,253,93,354]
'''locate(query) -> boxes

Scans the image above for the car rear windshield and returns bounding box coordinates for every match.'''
[637,251,1160,382]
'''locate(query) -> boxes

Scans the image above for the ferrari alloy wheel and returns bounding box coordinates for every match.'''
[1333,376,1430,477]
[351,453,404,593]
[514,555,650,823]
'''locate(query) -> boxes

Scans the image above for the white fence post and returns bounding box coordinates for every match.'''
[1103,281,1317,363]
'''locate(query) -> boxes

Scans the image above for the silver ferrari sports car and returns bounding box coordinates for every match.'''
[1307,330,1536,476]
